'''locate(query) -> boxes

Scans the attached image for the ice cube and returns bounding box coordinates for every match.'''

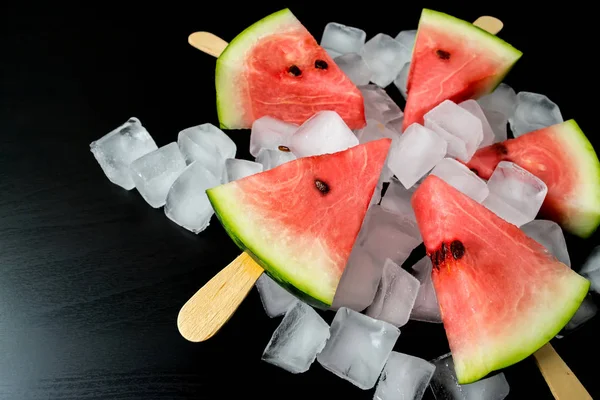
[355,119,400,144]
[579,246,600,294]
[563,296,597,333]
[262,301,330,374]
[482,110,509,144]
[380,178,417,220]
[509,92,563,137]
[225,158,263,182]
[394,30,417,52]
[255,274,298,318]
[334,53,372,86]
[387,123,447,189]
[520,220,571,267]
[255,148,296,170]
[410,256,442,323]
[430,158,489,203]
[332,248,381,312]
[430,353,510,400]
[477,83,517,119]
[374,351,436,400]
[321,22,367,56]
[289,111,359,157]
[483,161,548,226]
[361,34,411,87]
[129,142,187,208]
[90,117,158,190]
[164,161,220,233]
[359,84,404,124]
[386,116,404,134]
[365,259,420,327]
[424,100,483,162]
[177,123,236,182]
[249,116,298,157]
[459,100,495,148]
[393,62,410,100]
[317,307,400,389]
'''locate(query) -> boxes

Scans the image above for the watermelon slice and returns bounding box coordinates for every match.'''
[402,9,522,131]
[466,120,600,238]
[206,138,392,307]
[411,175,589,384]
[215,9,366,130]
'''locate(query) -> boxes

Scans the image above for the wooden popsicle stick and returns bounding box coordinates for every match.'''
[188,32,229,58]
[533,343,593,400]
[177,252,264,342]
[473,16,504,35]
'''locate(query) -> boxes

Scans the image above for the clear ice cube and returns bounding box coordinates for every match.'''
[459,100,495,148]
[129,142,187,208]
[520,220,571,267]
[424,100,483,162]
[430,353,510,400]
[262,302,330,374]
[380,178,417,221]
[509,92,563,137]
[164,161,220,233]
[321,22,367,56]
[374,351,436,400]
[225,158,263,182]
[430,158,489,203]
[317,307,400,390]
[386,116,404,134]
[578,246,600,294]
[332,205,422,312]
[289,111,359,157]
[90,117,158,190]
[393,62,411,100]
[482,110,509,144]
[359,84,404,124]
[361,34,411,87]
[483,161,548,226]
[255,148,296,170]
[365,259,420,327]
[178,123,236,182]
[255,274,298,318]
[355,119,400,144]
[394,30,417,53]
[249,116,297,157]
[334,53,372,86]
[387,123,447,189]
[410,256,442,323]
[477,83,517,119]
[563,295,597,333]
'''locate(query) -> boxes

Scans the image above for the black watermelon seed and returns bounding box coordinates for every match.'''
[278,145,291,152]
[450,240,466,260]
[436,49,451,60]
[315,60,328,69]
[288,65,302,76]
[469,168,479,175]
[314,179,330,194]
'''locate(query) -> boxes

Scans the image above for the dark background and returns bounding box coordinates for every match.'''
[1,2,598,399]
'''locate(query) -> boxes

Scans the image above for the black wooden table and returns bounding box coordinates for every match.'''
[2,3,598,399]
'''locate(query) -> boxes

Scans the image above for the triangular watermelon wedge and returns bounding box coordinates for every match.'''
[466,120,600,238]
[412,175,589,384]
[215,8,366,130]
[207,138,392,308]
[402,9,522,131]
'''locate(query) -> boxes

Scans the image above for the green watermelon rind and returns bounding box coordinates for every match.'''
[420,9,523,93]
[554,119,600,238]
[215,9,300,130]
[456,274,589,384]
[206,184,332,309]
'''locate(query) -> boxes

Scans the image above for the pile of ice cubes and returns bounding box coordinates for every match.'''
[88,20,597,400]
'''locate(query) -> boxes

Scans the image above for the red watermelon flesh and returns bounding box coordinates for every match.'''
[206,138,392,307]
[411,175,589,384]
[215,9,366,130]
[466,120,600,238]
[402,9,522,131]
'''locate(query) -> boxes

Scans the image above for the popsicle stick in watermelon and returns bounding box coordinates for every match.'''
[177,138,392,343]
